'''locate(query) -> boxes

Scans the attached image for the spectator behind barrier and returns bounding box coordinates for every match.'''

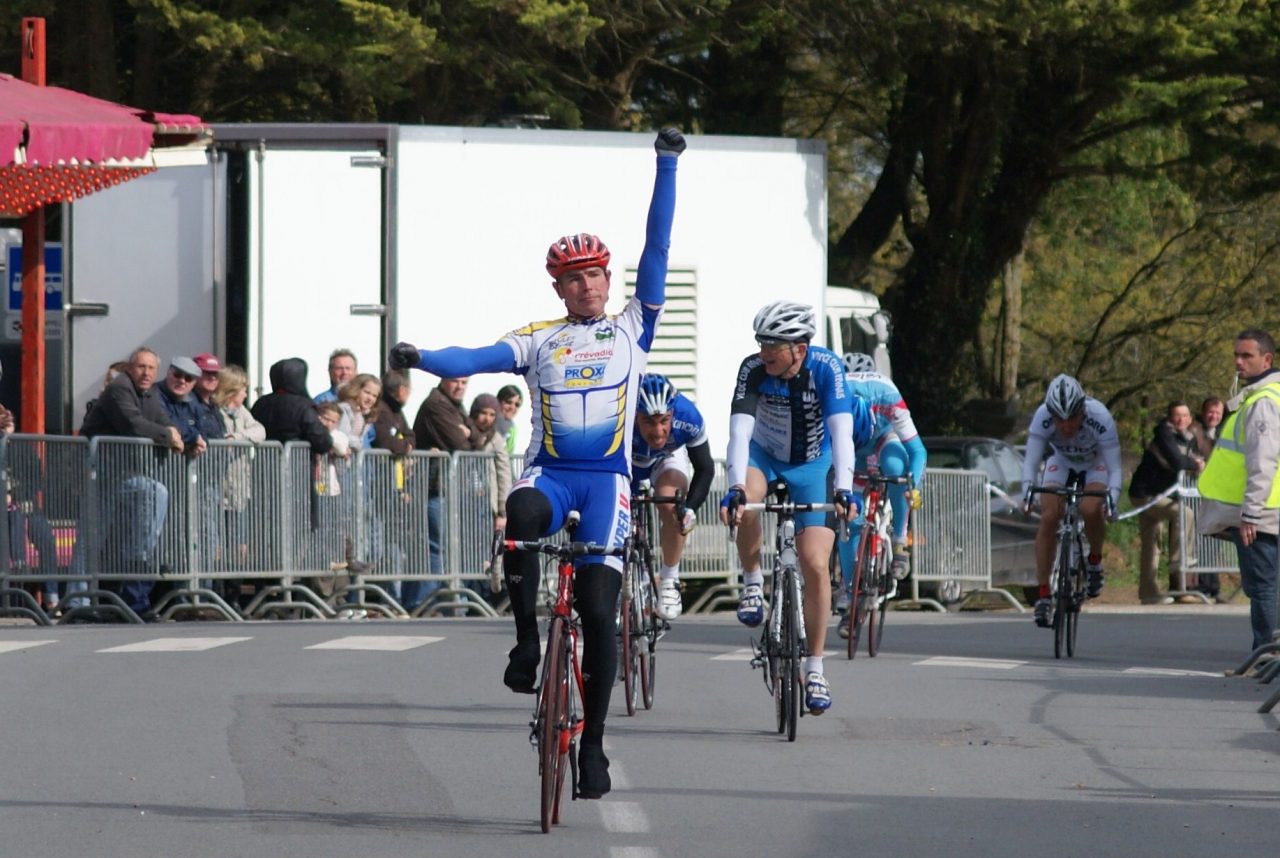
[467,392,512,604]
[336,373,381,450]
[156,356,211,458]
[370,370,418,607]
[495,383,524,455]
[251,358,334,454]
[79,347,183,614]
[192,353,227,442]
[314,348,358,404]
[212,364,266,604]
[1129,400,1205,604]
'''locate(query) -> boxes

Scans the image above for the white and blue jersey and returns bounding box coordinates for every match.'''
[503,299,658,478]
[631,392,707,478]
[725,346,855,520]
[844,370,920,456]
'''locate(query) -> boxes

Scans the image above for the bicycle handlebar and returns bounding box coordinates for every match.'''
[1027,484,1116,518]
[854,472,913,487]
[739,501,836,513]
[502,539,627,559]
[632,492,685,506]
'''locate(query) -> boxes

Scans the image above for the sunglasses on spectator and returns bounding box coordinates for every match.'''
[170,369,198,382]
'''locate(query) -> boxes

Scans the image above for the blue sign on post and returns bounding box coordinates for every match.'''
[7,244,63,311]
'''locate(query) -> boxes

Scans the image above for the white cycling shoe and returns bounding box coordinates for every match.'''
[657,580,683,620]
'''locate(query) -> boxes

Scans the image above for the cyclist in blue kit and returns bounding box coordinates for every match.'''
[631,372,715,620]
[718,300,858,715]
[388,128,685,799]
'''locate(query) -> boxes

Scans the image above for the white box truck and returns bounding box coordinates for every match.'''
[62,124,888,449]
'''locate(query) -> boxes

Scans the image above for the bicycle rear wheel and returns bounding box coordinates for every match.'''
[1066,560,1082,657]
[782,568,799,742]
[868,541,892,657]
[539,618,567,832]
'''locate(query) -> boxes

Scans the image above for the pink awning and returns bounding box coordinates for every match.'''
[0,73,208,216]
[0,73,204,167]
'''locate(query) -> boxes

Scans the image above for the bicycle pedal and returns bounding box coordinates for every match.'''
[528,720,539,749]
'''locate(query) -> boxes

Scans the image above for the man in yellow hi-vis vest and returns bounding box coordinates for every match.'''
[1197,328,1280,652]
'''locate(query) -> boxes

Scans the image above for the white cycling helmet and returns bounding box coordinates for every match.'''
[753,300,816,343]
[842,352,876,375]
[1044,373,1086,419]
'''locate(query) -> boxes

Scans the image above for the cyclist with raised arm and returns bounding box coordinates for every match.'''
[1021,374,1122,628]
[388,129,685,799]
[835,353,926,636]
[718,300,857,715]
[632,373,714,620]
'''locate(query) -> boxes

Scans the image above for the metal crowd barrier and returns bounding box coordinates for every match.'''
[1175,471,1240,602]
[1,436,1004,623]
[905,468,1008,612]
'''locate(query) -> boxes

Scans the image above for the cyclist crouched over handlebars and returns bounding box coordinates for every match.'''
[632,373,715,619]
[1021,374,1122,627]
[386,129,685,799]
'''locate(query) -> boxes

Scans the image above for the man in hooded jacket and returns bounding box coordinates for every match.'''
[251,358,333,454]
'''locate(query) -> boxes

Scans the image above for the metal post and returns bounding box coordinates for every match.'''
[18,18,47,433]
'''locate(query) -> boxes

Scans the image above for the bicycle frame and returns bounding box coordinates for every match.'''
[848,472,909,658]
[503,532,625,832]
[735,487,837,742]
[621,482,681,714]
[1029,474,1111,659]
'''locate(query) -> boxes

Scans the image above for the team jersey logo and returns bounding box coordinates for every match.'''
[564,364,607,388]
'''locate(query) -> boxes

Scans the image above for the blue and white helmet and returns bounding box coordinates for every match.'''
[842,352,876,375]
[637,373,677,415]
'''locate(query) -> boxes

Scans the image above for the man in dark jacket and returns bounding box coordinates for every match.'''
[411,376,480,608]
[156,356,211,457]
[1129,400,1205,604]
[80,347,184,614]
[250,358,333,453]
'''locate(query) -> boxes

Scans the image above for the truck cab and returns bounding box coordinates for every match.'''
[823,285,891,377]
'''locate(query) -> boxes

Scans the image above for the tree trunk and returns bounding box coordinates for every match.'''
[998,247,1023,401]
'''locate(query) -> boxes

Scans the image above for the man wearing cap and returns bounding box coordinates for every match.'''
[192,353,227,442]
[156,356,210,457]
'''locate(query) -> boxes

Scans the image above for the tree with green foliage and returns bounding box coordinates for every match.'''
[805,0,1280,430]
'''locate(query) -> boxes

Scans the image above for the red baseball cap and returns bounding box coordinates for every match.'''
[193,353,222,374]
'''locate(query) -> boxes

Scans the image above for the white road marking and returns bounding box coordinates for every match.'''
[0,640,56,654]
[914,656,1025,670]
[711,648,756,661]
[1121,667,1220,677]
[600,801,650,833]
[610,848,662,858]
[304,635,443,651]
[97,637,252,653]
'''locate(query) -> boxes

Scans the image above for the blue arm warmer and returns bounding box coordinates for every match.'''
[904,434,927,487]
[634,155,678,307]
[415,342,517,378]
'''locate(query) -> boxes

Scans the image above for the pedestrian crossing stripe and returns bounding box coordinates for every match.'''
[305,636,443,651]
[1121,667,1220,677]
[914,656,1026,670]
[97,637,253,653]
[0,640,56,654]
[711,648,756,661]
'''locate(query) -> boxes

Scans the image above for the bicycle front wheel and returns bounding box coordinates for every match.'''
[1052,538,1072,660]
[868,540,892,657]
[620,589,638,716]
[782,569,799,742]
[849,525,874,658]
[539,618,567,832]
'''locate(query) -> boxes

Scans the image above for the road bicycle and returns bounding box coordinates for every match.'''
[846,473,912,659]
[503,515,626,832]
[620,481,682,715]
[731,482,837,742]
[1028,472,1112,659]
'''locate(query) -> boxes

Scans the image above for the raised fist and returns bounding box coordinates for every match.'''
[388,342,420,371]
[654,128,686,156]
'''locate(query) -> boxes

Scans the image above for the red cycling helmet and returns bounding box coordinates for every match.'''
[546,233,611,278]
